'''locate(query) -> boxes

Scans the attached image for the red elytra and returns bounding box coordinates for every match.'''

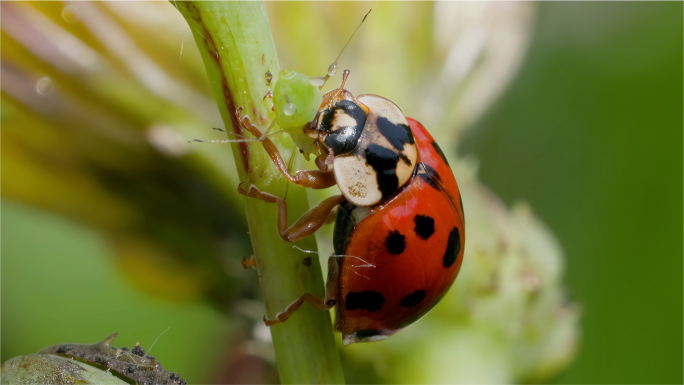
[333,118,465,344]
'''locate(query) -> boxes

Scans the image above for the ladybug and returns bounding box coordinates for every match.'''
[235,70,465,345]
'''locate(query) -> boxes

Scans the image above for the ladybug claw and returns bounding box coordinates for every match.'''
[234,107,245,126]
[237,183,279,204]
[232,108,277,143]
[237,182,248,196]
[263,315,280,326]
[237,183,260,197]
[233,106,256,133]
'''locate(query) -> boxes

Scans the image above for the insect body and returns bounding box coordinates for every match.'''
[271,69,322,156]
[236,72,465,344]
[332,117,463,344]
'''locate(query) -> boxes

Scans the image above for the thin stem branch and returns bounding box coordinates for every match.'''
[173,2,344,383]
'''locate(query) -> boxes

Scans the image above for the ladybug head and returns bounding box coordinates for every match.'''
[305,70,369,157]
[311,99,367,157]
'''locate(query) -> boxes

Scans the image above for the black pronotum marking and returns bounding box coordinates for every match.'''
[443,227,461,268]
[413,215,435,240]
[376,116,415,152]
[385,230,406,254]
[345,291,385,312]
[352,329,380,339]
[400,290,426,308]
[430,141,450,167]
[365,144,400,198]
[319,100,367,156]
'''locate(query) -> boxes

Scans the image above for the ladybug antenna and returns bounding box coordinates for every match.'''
[319,9,371,90]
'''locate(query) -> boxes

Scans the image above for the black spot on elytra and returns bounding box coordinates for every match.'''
[302,257,312,267]
[345,291,385,312]
[352,329,380,339]
[431,141,450,166]
[365,144,399,198]
[400,290,426,307]
[385,230,406,254]
[443,227,461,268]
[377,116,415,152]
[414,215,435,240]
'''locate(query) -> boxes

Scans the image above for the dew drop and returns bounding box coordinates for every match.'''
[327,61,338,77]
[283,103,296,116]
[309,77,325,87]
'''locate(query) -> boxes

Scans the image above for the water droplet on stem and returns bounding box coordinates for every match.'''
[327,62,338,77]
[283,103,296,116]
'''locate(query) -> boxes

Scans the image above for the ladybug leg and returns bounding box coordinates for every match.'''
[261,139,337,189]
[265,257,340,326]
[325,256,343,332]
[234,108,337,190]
[264,293,330,326]
[239,184,345,242]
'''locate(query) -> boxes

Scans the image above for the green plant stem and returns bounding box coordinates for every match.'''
[173,2,344,383]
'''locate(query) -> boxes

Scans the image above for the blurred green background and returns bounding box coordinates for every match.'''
[461,2,682,383]
[1,1,681,384]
